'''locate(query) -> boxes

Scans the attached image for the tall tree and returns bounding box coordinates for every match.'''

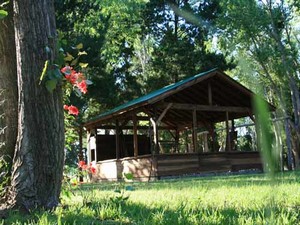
[0,0,18,161]
[139,0,233,92]
[3,0,64,211]
[217,0,300,167]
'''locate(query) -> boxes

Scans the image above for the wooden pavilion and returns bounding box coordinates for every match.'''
[84,68,271,181]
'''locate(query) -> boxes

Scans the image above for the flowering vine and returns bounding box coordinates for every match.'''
[61,64,89,115]
[78,160,96,174]
[40,42,91,116]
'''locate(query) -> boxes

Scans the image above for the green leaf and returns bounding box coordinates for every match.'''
[39,60,49,85]
[78,51,87,56]
[64,52,74,61]
[76,43,83,49]
[0,10,8,19]
[114,189,121,193]
[125,185,134,191]
[53,68,63,79]
[70,58,78,66]
[123,172,133,180]
[55,52,65,66]
[254,95,276,176]
[45,79,57,93]
[73,87,82,97]
[86,79,93,85]
[79,62,88,68]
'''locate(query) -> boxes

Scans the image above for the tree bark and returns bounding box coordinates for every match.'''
[0,0,18,161]
[6,0,64,211]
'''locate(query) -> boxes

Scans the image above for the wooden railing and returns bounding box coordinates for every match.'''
[155,152,262,177]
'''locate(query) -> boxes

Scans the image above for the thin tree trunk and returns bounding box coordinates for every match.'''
[0,0,18,161]
[6,0,64,211]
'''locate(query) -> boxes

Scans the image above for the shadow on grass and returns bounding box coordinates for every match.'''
[114,200,300,225]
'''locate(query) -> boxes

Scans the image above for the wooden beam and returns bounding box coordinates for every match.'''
[96,125,174,130]
[133,116,138,157]
[162,102,251,113]
[147,71,216,104]
[249,114,256,123]
[120,118,130,128]
[192,110,198,152]
[136,116,150,121]
[157,103,173,124]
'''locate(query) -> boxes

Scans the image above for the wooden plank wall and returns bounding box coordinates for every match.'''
[120,155,154,181]
[93,155,154,182]
[93,152,262,181]
[156,152,262,177]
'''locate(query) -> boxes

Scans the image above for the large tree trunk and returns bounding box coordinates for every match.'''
[6,0,64,211]
[0,0,18,161]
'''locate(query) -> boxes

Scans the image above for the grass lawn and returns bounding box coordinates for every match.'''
[2,171,300,224]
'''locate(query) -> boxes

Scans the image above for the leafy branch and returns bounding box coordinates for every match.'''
[0,1,9,19]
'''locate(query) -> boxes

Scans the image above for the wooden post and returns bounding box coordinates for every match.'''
[150,118,159,154]
[94,129,98,161]
[88,129,97,162]
[211,123,216,152]
[133,115,138,157]
[175,129,179,153]
[150,104,172,155]
[148,119,154,154]
[78,126,84,182]
[115,119,120,159]
[86,129,91,164]
[208,82,212,105]
[192,109,198,152]
[185,129,189,153]
[203,131,209,152]
[231,119,235,151]
[225,111,231,151]
[78,126,83,161]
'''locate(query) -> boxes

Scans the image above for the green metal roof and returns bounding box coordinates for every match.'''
[84,68,218,126]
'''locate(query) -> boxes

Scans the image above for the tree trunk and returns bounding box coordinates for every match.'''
[6,0,64,211]
[0,0,18,161]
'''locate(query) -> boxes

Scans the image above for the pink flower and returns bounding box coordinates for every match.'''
[65,71,78,85]
[90,167,96,174]
[78,160,86,168]
[77,80,87,94]
[63,105,69,110]
[60,66,89,94]
[61,66,73,75]
[78,160,97,174]
[64,104,79,116]
[67,105,79,116]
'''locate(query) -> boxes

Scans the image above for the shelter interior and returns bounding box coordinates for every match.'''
[84,69,270,181]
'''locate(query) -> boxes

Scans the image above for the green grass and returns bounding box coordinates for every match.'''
[2,171,300,224]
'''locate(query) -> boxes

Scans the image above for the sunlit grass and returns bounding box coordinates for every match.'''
[2,171,300,224]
